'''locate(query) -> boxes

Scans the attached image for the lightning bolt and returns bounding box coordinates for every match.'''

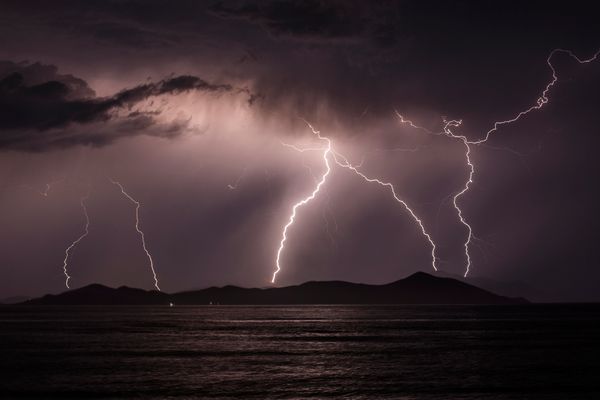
[395,47,599,277]
[272,123,332,283]
[469,48,600,145]
[108,178,161,291]
[290,142,340,249]
[274,121,438,283]
[442,118,475,277]
[62,187,91,289]
[331,151,438,272]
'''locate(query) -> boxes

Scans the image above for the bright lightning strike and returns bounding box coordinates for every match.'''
[62,187,91,289]
[272,123,332,283]
[109,178,161,291]
[442,118,474,277]
[395,47,599,277]
[331,151,438,272]
[274,121,439,283]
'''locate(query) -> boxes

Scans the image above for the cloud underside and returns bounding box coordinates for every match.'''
[0,61,233,151]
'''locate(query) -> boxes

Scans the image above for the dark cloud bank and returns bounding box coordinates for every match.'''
[0,61,233,150]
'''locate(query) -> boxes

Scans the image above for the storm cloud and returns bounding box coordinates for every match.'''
[0,61,233,150]
[0,1,599,302]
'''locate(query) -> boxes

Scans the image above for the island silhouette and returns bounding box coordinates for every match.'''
[20,272,528,305]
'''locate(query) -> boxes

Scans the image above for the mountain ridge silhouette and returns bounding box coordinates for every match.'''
[20,272,528,305]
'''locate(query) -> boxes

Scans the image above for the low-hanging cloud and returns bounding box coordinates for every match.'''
[0,61,234,151]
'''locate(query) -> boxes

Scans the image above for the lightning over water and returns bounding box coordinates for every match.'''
[109,178,161,291]
[395,48,600,277]
[2,0,599,300]
[274,121,438,283]
[442,118,474,277]
[273,123,332,283]
[332,151,439,272]
[4,5,600,399]
[62,186,91,289]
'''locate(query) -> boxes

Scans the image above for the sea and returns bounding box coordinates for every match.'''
[1,304,599,399]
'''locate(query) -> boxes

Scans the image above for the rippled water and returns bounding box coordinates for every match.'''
[1,305,599,399]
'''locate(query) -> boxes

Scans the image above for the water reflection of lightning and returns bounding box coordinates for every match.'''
[62,187,91,289]
[109,178,161,291]
[395,47,599,277]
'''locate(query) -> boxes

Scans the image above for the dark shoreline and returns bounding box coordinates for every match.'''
[16,272,528,306]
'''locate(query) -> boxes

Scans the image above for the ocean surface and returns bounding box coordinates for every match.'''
[1,305,599,399]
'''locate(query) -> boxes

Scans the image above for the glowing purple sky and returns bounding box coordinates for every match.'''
[1,1,599,301]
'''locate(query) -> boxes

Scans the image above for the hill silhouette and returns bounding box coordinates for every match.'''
[21,272,528,305]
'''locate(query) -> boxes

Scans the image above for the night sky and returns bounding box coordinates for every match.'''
[1,1,599,301]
